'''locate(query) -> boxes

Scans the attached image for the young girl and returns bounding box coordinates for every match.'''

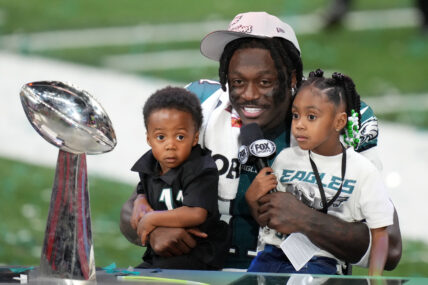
[245,69,394,275]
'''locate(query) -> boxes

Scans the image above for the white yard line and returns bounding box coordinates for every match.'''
[0,8,419,51]
[345,8,419,30]
[0,21,227,51]
[365,94,428,114]
[103,49,217,71]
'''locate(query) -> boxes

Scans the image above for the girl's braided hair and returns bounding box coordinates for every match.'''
[301,69,361,148]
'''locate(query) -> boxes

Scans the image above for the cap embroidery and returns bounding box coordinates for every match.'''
[229,15,243,28]
[230,24,253,34]
[276,27,285,33]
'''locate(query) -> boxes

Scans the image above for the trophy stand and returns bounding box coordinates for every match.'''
[40,150,95,280]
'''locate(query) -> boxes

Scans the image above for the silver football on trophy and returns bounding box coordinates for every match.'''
[20,81,117,154]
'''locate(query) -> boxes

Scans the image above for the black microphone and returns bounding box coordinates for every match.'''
[239,124,277,235]
[238,123,276,171]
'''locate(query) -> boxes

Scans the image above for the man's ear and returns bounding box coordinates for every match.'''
[291,70,297,90]
[335,112,348,131]
[193,131,200,146]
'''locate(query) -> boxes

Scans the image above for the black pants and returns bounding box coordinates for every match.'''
[136,253,217,270]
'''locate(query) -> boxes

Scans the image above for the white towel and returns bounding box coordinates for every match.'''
[199,88,241,200]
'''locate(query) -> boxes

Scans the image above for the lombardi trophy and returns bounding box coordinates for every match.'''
[20,81,117,281]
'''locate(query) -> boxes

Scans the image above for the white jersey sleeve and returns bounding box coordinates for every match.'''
[354,166,394,229]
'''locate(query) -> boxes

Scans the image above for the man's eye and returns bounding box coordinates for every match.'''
[176,135,184,141]
[231,79,243,86]
[260,80,272,86]
[308,114,317,120]
[156,135,165,140]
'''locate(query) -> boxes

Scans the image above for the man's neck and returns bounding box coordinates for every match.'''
[262,120,288,140]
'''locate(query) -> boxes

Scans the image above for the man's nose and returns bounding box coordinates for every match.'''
[241,83,261,101]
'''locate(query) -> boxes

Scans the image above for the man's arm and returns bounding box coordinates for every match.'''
[119,188,142,246]
[257,192,402,266]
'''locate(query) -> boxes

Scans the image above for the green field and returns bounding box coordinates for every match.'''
[0,157,141,268]
[0,0,427,276]
[0,0,414,32]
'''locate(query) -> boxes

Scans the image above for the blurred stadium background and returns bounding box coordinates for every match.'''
[0,0,427,277]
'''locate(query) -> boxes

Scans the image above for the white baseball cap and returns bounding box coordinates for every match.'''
[200,11,301,61]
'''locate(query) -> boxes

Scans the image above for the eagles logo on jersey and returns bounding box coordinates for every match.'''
[358,117,379,149]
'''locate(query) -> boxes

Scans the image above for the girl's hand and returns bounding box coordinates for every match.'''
[245,167,277,222]
[245,167,278,204]
[186,227,208,239]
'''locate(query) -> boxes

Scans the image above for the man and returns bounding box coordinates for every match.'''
[120,11,402,272]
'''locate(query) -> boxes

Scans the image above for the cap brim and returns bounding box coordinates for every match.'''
[200,30,268,61]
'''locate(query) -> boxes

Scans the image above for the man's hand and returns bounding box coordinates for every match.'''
[257,191,367,262]
[257,191,309,233]
[257,191,402,267]
[148,227,205,257]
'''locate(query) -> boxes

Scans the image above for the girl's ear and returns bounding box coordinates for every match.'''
[335,112,348,132]
[192,131,200,146]
[146,132,151,147]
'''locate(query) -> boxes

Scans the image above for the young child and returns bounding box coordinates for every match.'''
[245,69,394,275]
[130,86,230,270]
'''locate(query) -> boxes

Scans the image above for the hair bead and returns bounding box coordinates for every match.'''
[343,109,360,148]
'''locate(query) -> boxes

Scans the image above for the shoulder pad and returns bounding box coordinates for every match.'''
[185,79,222,103]
[357,101,379,152]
